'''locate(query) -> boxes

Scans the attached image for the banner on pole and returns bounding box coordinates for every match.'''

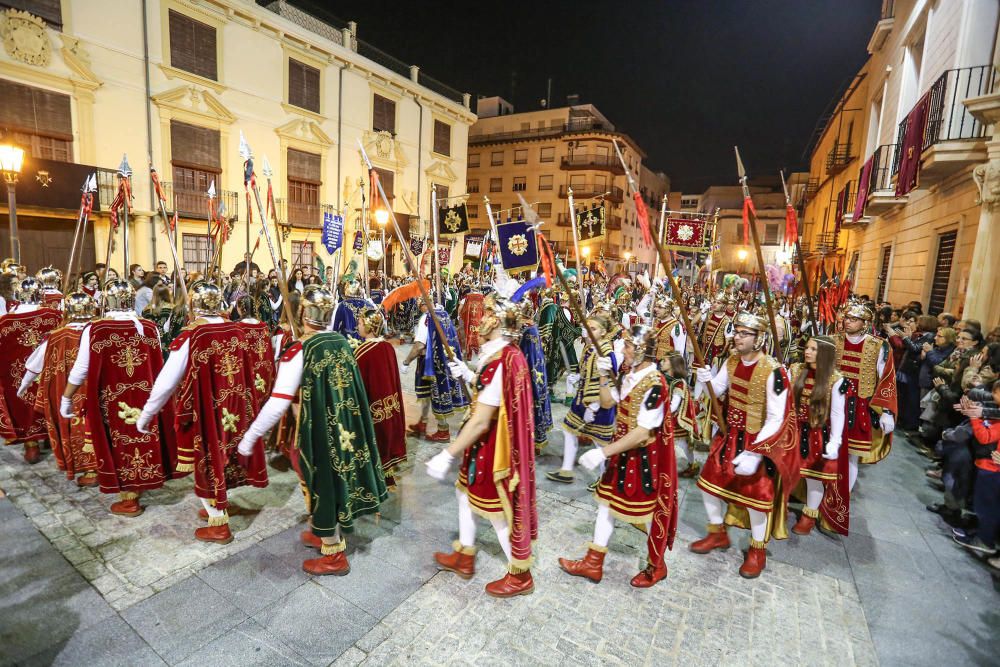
[576,204,606,242]
[322,212,344,254]
[664,217,710,251]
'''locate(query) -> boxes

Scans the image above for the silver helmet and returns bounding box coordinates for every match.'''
[17,277,42,305]
[301,285,335,327]
[480,294,521,339]
[37,266,61,290]
[188,280,223,317]
[626,324,658,361]
[64,291,98,322]
[104,279,135,311]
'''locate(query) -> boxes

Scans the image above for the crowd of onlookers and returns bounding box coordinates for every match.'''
[881,301,1000,571]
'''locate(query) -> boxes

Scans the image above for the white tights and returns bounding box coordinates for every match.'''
[200,497,224,518]
[456,489,512,561]
[848,454,860,492]
[805,478,825,511]
[419,399,431,422]
[700,490,768,542]
[591,503,650,548]
[320,525,342,546]
[676,437,692,467]
[561,430,579,471]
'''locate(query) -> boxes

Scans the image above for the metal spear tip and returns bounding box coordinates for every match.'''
[734,145,747,180]
[81,173,97,192]
[117,154,132,178]
[207,180,216,199]
[261,154,273,178]
[239,131,252,161]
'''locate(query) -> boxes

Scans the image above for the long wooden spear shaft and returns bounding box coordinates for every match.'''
[63,175,95,294]
[359,140,471,399]
[779,169,818,334]
[734,146,781,348]
[150,166,190,307]
[611,141,727,435]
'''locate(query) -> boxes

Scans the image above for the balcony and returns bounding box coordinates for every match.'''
[825,143,853,176]
[160,181,239,221]
[560,153,625,174]
[469,118,617,146]
[274,198,337,229]
[839,184,866,227]
[866,143,902,215]
[867,0,894,53]
[813,231,840,256]
[919,65,995,179]
[558,184,624,203]
[803,177,819,202]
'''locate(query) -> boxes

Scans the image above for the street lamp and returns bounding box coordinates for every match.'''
[374,207,389,226]
[0,142,25,263]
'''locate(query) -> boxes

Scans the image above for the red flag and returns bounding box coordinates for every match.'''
[370,169,381,214]
[784,204,798,248]
[170,211,177,232]
[151,167,167,204]
[742,196,756,246]
[632,191,652,245]
[536,231,556,287]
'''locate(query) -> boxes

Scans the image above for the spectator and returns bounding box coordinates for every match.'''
[155,260,169,277]
[134,273,160,315]
[288,268,306,293]
[939,312,957,328]
[898,314,938,431]
[128,263,145,290]
[952,380,1000,557]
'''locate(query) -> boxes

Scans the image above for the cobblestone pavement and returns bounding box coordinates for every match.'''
[2,342,999,665]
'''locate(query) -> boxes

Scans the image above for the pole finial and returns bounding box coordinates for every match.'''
[261,154,273,178]
[239,131,252,161]
[117,154,132,178]
[207,180,216,199]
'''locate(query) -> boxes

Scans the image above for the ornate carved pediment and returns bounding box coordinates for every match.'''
[424,160,458,185]
[151,85,236,125]
[360,130,409,170]
[2,9,50,67]
[275,118,333,147]
[973,161,1000,211]
[58,34,100,88]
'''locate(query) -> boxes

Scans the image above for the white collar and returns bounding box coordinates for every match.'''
[477,337,508,371]
[627,362,657,382]
[846,332,866,344]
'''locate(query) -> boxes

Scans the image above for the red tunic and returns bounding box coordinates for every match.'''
[835,334,897,463]
[33,326,96,478]
[85,318,180,494]
[700,312,730,365]
[355,338,406,472]
[457,293,485,356]
[171,320,274,510]
[0,308,62,444]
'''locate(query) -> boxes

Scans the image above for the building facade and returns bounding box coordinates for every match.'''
[801,0,1000,319]
[465,97,665,277]
[0,0,474,282]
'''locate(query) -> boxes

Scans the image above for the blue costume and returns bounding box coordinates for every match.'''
[416,307,469,419]
[520,323,553,450]
[332,296,374,340]
[562,336,618,444]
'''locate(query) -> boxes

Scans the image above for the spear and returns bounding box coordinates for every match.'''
[240,134,300,338]
[149,165,190,307]
[100,155,131,314]
[64,174,96,294]
[612,140,727,436]
[119,155,132,278]
[779,169,817,334]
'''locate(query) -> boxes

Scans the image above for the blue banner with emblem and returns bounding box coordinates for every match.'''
[322,212,344,254]
[495,219,539,274]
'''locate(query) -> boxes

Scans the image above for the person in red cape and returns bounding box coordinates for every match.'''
[20,292,99,485]
[37,266,64,309]
[559,325,680,588]
[457,290,485,357]
[789,336,851,536]
[833,302,897,493]
[698,291,735,370]
[426,295,538,598]
[136,281,274,544]
[0,278,62,463]
[355,307,406,488]
[690,310,801,579]
[62,280,180,516]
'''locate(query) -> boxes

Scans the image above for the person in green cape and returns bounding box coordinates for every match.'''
[236,285,388,575]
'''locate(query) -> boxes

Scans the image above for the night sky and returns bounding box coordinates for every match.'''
[292,0,880,192]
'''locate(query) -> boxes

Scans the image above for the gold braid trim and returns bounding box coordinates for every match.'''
[451,540,477,555]
[802,506,820,519]
[706,522,726,533]
[321,540,347,555]
[749,538,767,550]
[207,511,229,527]
[175,462,194,473]
[585,541,608,554]
[119,491,139,501]
[508,556,533,574]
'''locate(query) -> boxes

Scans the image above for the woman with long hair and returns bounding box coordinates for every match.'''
[287,268,306,294]
[790,335,849,536]
[142,283,184,355]
[662,350,699,478]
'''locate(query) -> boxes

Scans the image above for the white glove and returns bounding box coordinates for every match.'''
[60,396,75,419]
[236,434,256,457]
[135,411,153,435]
[583,407,596,423]
[425,449,455,481]
[578,447,607,471]
[823,440,840,460]
[732,451,762,476]
[401,362,411,374]
[595,357,613,376]
[448,360,474,383]
[879,412,895,434]
[695,366,714,384]
[566,372,581,387]
[17,375,32,399]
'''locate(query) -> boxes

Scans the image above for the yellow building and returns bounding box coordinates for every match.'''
[466,97,664,277]
[801,0,999,320]
[0,0,474,283]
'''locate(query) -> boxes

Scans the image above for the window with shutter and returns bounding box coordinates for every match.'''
[0,79,73,161]
[467,204,479,219]
[433,120,451,156]
[468,154,480,167]
[538,175,553,191]
[490,178,502,192]
[928,231,957,315]
[287,149,321,226]
[512,177,526,192]
[168,10,218,81]
[0,1,62,29]
[291,241,315,273]
[876,245,892,302]
[539,147,555,163]
[170,121,220,217]
[372,168,395,202]
[537,203,552,217]
[288,59,320,113]
[182,234,213,274]
[373,94,396,134]
[467,179,479,193]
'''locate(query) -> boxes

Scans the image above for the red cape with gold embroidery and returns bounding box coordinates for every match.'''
[744,367,802,516]
[354,338,406,471]
[85,318,180,494]
[0,308,62,443]
[172,320,274,509]
[458,293,485,356]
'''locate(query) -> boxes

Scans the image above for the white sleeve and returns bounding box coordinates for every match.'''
[753,369,787,444]
[876,341,888,385]
[477,362,503,407]
[672,325,687,356]
[244,350,303,440]
[621,312,630,329]
[24,340,48,376]
[414,314,428,345]
[140,339,189,419]
[828,381,846,450]
[271,334,283,362]
[636,387,666,430]
[694,361,729,399]
[67,325,92,386]
[670,389,683,414]
[0,296,6,316]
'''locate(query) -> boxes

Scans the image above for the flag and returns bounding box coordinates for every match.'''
[742,196,756,246]
[632,191,652,245]
[575,204,606,242]
[353,230,363,252]
[783,204,798,249]
[465,234,484,257]
[437,244,451,266]
[410,236,425,256]
[896,92,931,197]
[665,217,709,251]
[852,156,874,222]
[322,212,344,254]
[496,219,539,273]
[438,203,470,236]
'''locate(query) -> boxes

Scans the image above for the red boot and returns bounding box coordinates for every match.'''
[689,524,730,554]
[433,543,476,578]
[425,429,450,443]
[739,542,767,579]
[792,510,817,536]
[76,473,98,488]
[485,570,534,598]
[110,497,143,517]
[558,545,606,583]
[630,562,668,588]
[195,524,234,544]
[301,530,323,549]
[23,442,40,464]
[407,420,427,436]
[303,552,350,576]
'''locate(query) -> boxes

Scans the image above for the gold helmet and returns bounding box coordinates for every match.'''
[626,324,657,361]
[188,280,223,317]
[1,258,19,275]
[733,310,768,332]
[300,285,335,327]
[653,293,675,315]
[344,280,363,298]
[37,266,61,290]
[358,307,385,335]
[103,279,135,311]
[843,301,874,322]
[64,291,97,322]
[480,294,521,339]
[518,298,536,322]
[17,277,42,304]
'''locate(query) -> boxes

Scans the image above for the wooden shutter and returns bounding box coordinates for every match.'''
[373,95,396,134]
[170,121,220,171]
[0,79,72,139]
[287,149,321,184]
[288,59,320,113]
[169,10,218,81]
[928,231,957,315]
[876,245,892,302]
[433,120,451,156]
[0,1,62,29]
[373,168,394,200]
